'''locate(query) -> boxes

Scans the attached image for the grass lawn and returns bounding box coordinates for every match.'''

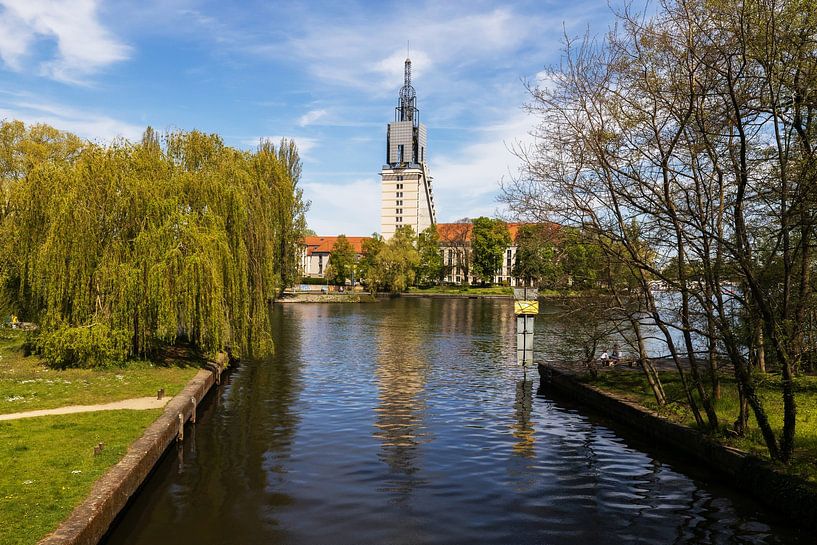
[585,369,817,480]
[407,286,514,295]
[0,409,162,545]
[0,331,200,415]
[406,286,586,297]
[0,329,203,544]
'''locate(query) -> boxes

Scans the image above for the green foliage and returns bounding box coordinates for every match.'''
[417,225,444,286]
[0,121,309,366]
[471,217,511,284]
[361,227,419,292]
[561,228,604,289]
[325,234,356,285]
[358,234,385,290]
[37,323,130,369]
[300,276,328,285]
[513,224,562,286]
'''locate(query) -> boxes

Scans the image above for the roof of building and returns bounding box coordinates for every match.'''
[304,236,369,255]
[436,222,547,243]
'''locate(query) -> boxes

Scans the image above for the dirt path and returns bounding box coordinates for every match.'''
[0,397,171,421]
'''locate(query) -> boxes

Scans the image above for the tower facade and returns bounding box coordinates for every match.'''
[380,57,436,240]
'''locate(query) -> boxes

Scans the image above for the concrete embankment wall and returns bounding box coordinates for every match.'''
[539,363,817,529]
[39,363,224,545]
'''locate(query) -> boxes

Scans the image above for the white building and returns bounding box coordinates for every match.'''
[436,223,522,286]
[301,236,369,278]
[380,57,436,240]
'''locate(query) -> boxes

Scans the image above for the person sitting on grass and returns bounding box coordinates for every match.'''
[599,350,610,366]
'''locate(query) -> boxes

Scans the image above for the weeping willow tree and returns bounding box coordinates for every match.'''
[0,121,308,365]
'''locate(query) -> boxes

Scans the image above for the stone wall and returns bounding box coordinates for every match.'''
[538,363,817,530]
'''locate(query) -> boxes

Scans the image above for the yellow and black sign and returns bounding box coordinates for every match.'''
[514,300,539,315]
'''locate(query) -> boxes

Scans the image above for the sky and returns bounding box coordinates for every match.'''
[0,0,618,236]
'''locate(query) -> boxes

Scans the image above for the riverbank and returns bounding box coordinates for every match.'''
[277,292,377,303]
[404,286,589,298]
[38,365,222,545]
[279,286,591,302]
[539,362,817,529]
[0,331,203,545]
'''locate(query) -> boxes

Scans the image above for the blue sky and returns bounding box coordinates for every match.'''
[0,0,617,235]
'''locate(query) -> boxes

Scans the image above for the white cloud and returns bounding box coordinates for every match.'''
[0,0,130,83]
[0,99,144,142]
[431,108,531,222]
[252,6,546,94]
[302,178,381,236]
[373,49,432,87]
[0,11,33,70]
[297,109,327,127]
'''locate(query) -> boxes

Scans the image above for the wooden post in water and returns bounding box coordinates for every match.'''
[177,413,184,442]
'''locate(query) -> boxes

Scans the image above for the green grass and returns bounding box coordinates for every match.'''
[0,329,201,544]
[407,285,514,295]
[0,331,200,415]
[406,286,588,297]
[0,409,162,545]
[586,369,817,480]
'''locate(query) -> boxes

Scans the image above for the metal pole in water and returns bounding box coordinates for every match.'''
[514,284,538,371]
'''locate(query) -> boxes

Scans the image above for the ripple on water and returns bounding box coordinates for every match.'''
[101,299,806,545]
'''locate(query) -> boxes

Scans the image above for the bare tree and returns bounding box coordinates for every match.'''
[503,0,817,462]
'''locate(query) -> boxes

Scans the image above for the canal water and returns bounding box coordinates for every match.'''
[103,298,804,544]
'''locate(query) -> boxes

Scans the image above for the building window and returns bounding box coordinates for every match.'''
[318,255,323,275]
[396,200,402,206]
[506,249,512,272]
[396,216,402,223]
[397,183,403,190]
[397,176,403,181]
[396,208,402,214]
[447,249,453,267]
[397,145,404,163]
[397,191,403,198]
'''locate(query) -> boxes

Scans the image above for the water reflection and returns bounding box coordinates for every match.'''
[512,379,535,458]
[102,306,305,544]
[373,305,431,500]
[102,298,804,545]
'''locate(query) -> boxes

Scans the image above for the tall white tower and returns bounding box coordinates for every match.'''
[380,57,436,240]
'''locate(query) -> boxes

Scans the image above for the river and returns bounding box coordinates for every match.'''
[102,298,804,544]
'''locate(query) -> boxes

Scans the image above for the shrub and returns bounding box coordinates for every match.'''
[300,276,329,285]
[37,324,131,368]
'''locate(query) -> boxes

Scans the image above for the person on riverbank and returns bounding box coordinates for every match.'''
[611,344,621,366]
[599,350,610,366]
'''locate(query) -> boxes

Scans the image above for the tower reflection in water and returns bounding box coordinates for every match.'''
[373,308,431,502]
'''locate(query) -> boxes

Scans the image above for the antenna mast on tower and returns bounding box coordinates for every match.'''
[397,47,418,125]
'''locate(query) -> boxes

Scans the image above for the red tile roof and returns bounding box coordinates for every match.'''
[435,222,473,242]
[304,236,369,255]
[436,222,547,243]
